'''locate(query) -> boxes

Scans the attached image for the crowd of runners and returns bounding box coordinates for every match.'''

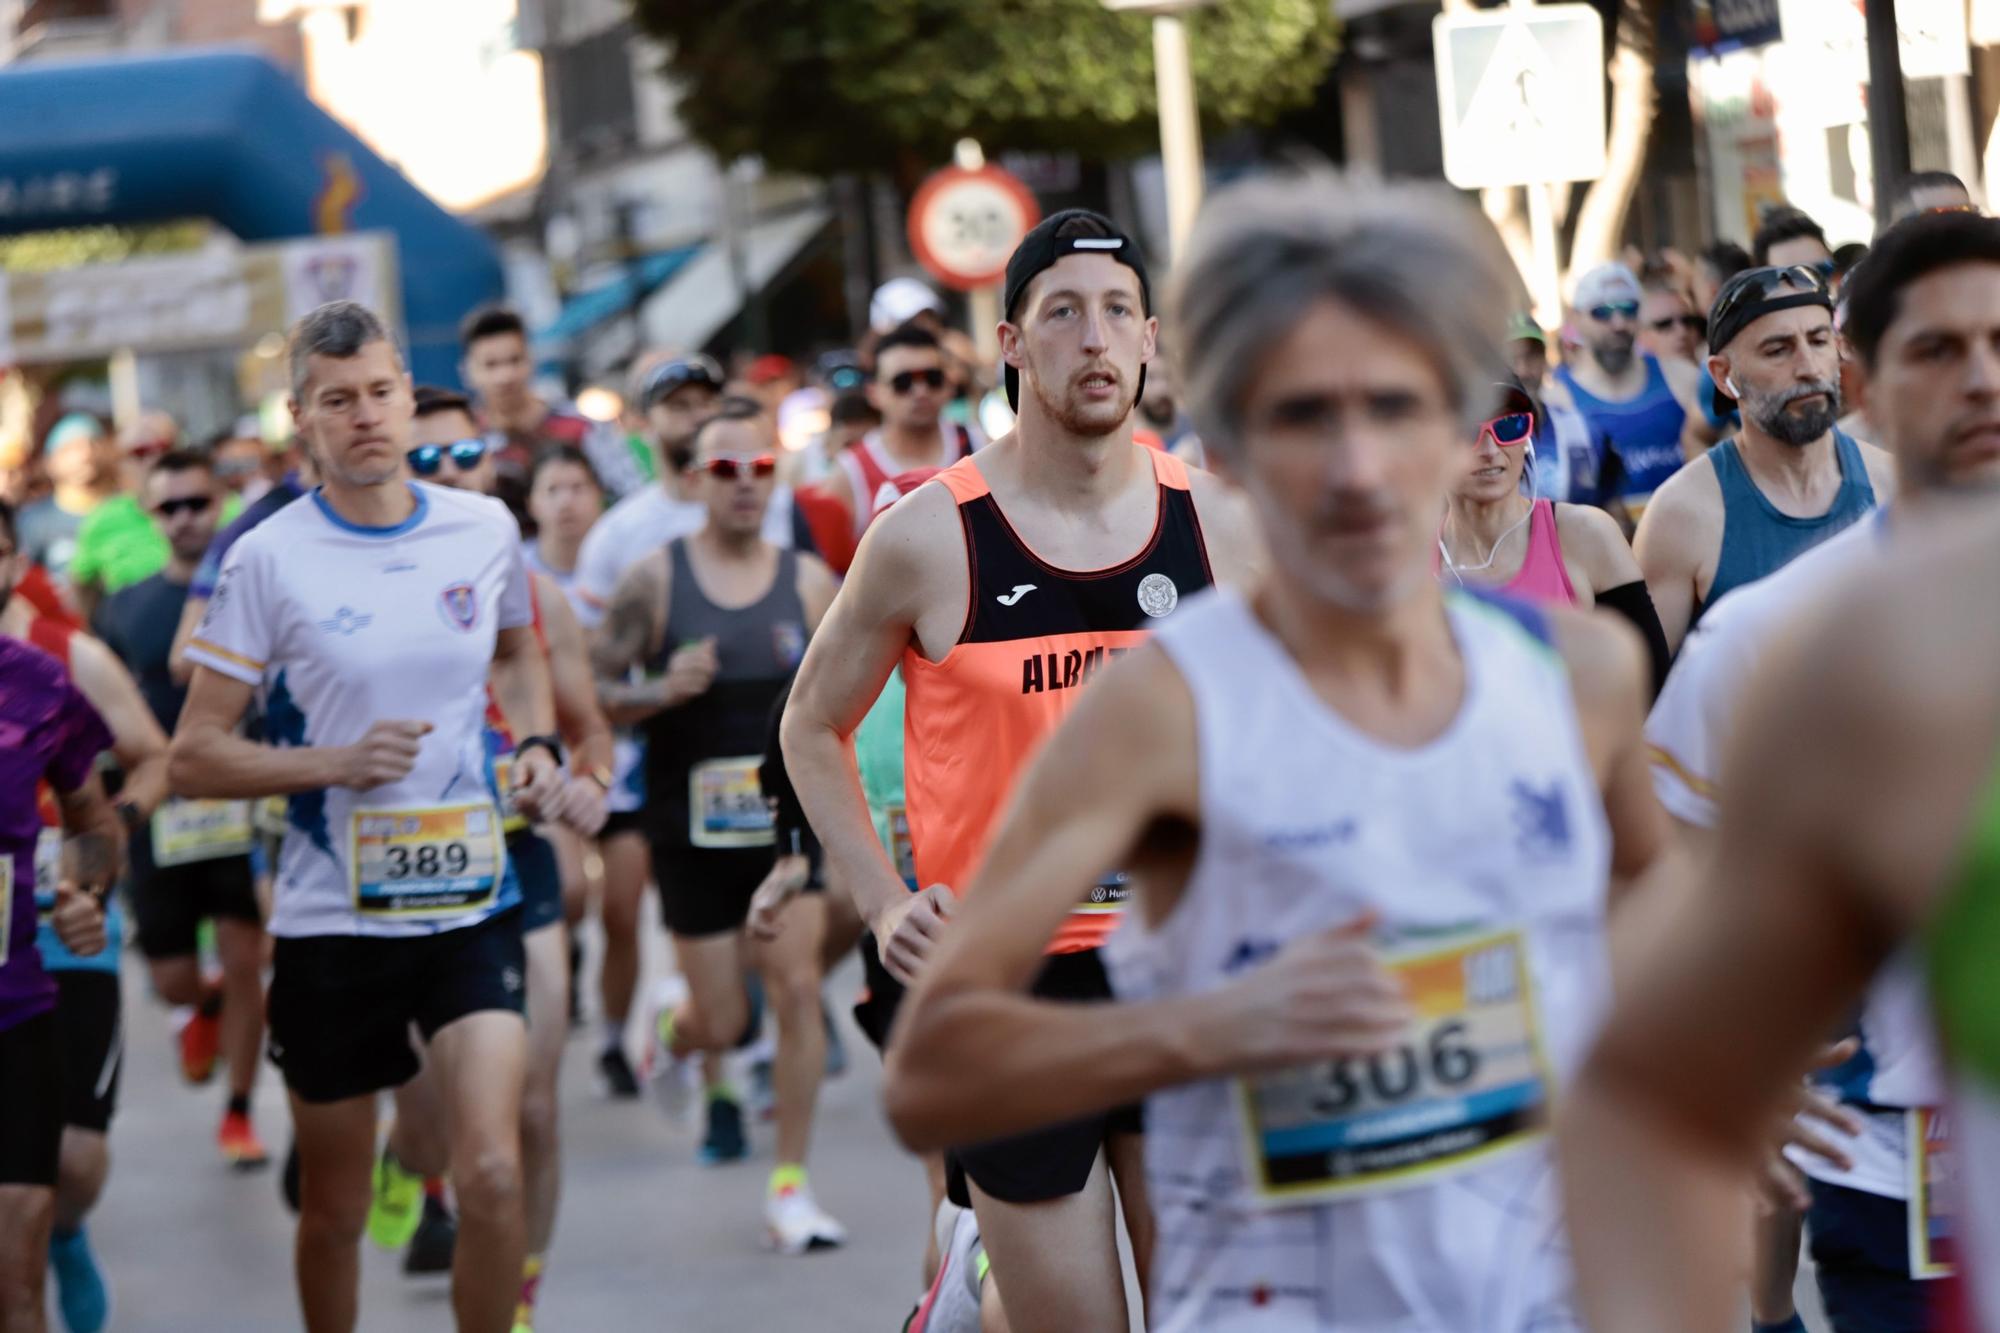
[0,162,1995,1333]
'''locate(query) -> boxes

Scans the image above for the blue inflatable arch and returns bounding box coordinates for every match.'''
[0,48,502,386]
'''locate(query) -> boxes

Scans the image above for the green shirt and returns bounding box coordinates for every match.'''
[69,494,167,594]
[854,669,911,887]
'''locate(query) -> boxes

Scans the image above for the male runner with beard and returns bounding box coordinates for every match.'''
[1634,265,1896,652]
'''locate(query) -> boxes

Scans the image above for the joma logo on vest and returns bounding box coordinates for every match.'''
[1021,645,1130,694]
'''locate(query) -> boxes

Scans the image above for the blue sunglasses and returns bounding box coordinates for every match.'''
[407,438,488,476]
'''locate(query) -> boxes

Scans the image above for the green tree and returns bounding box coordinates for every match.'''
[630,0,1342,176]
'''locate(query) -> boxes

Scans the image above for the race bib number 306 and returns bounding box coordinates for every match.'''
[351,804,501,919]
[1236,928,1552,1205]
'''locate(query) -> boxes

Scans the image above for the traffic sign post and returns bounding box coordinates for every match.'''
[1434,1,1606,324]
[906,162,1041,293]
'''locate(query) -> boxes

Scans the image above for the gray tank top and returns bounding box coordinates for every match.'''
[1693,429,1876,626]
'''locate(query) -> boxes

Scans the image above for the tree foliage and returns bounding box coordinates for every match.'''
[630,0,1342,176]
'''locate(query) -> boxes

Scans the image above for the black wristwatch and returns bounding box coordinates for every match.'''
[115,800,144,835]
[515,734,565,767]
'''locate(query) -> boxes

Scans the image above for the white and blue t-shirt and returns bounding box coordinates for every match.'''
[186,482,532,940]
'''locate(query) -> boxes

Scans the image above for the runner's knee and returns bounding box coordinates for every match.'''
[452,1146,523,1222]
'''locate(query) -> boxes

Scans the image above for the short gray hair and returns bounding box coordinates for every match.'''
[1170,169,1524,457]
[288,300,401,400]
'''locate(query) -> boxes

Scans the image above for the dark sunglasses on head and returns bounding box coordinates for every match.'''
[1650,313,1706,334]
[407,439,488,476]
[1710,263,1829,337]
[154,496,212,517]
[696,454,777,481]
[888,368,947,395]
[1589,301,1641,322]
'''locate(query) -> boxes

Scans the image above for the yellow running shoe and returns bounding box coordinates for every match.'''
[367,1148,424,1250]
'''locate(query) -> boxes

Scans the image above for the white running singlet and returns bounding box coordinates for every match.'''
[1105,588,1611,1332]
[1647,514,1944,1200]
[186,482,532,939]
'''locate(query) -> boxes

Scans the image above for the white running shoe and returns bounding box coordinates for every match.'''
[763,1181,848,1256]
[907,1200,983,1333]
[644,975,699,1120]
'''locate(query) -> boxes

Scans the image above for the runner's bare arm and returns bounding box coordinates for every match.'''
[170,668,357,796]
[782,486,955,935]
[490,621,557,745]
[534,575,614,778]
[1560,580,1950,1330]
[586,551,674,725]
[167,594,205,685]
[1185,466,1268,588]
[795,552,838,632]
[1551,608,1666,901]
[1554,502,1642,603]
[1632,469,1716,654]
[1855,437,1899,504]
[68,631,171,819]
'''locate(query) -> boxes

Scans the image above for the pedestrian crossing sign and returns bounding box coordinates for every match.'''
[1434,4,1606,191]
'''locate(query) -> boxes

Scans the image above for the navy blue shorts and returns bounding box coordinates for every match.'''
[1808,1179,1928,1333]
[508,832,563,934]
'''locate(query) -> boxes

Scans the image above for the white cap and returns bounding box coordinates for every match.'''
[870,277,944,333]
[1572,263,1643,310]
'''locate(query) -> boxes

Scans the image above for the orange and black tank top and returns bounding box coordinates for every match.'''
[902,446,1213,954]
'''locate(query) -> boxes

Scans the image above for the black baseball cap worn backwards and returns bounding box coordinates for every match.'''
[1001,209,1152,411]
[1705,263,1833,416]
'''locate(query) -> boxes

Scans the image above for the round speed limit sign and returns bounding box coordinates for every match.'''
[907,165,1041,292]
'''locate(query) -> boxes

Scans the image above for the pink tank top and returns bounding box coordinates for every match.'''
[1503,499,1578,606]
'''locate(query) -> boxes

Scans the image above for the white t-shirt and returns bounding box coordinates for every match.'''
[571,483,798,628]
[1647,513,1942,1199]
[186,483,533,939]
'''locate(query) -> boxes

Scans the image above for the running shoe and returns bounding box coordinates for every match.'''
[48,1226,111,1333]
[907,1202,983,1333]
[368,1148,425,1250]
[177,1004,220,1085]
[697,1092,747,1165]
[217,1107,269,1169]
[511,1253,543,1332]
[764,1178,847,1255]
[597,1044,641,1099]
[403,1194,457,1276]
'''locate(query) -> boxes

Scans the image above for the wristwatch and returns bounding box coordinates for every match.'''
[115,800,144,835]
[515,734,565,767]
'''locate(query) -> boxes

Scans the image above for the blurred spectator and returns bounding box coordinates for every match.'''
[71,408,181,612]
[639,355,726,476]
[1887,169,1974,224]
[869,277,945,334]
[1136,351,1195,455]
[208,418,268,510]
[1752,206,1833,269]
[523,446,603,596]
[744,354,800,416]
[1637,278,1703,364]
[826,324,979,539]
[1829,241,1870,299]
[825,392,880,455]
[460,303,643,500]
[18,413,116,578]
[1694,240,1754,315]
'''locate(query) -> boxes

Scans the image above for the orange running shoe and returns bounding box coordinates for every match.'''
[178,1007,220,1085]
[217,1108,268,1169]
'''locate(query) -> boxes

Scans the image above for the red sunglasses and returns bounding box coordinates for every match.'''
[696,454,777,480]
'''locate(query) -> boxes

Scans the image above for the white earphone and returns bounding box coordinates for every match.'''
[1725,374,1740,397]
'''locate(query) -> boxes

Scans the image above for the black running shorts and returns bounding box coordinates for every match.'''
[945,948,1144,1207]
[53,970,120,1133]
[267,908,526,1104]
[0,1009,63,1185]
[509,832,564,935]
[128,820,260,961]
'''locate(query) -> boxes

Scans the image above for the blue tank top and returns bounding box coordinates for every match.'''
[1555,354,1687,504]
[1694,429,1876,625]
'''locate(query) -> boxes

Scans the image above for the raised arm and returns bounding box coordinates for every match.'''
[886,642,1409,1150]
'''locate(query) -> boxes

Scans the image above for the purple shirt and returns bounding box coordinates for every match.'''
[0,637,112,1032]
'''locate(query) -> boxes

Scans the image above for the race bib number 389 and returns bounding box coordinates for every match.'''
[351,804,501,919]
[1236,928,1552,1205]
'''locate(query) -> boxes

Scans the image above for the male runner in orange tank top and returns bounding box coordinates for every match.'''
[783,210,1262,1331]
